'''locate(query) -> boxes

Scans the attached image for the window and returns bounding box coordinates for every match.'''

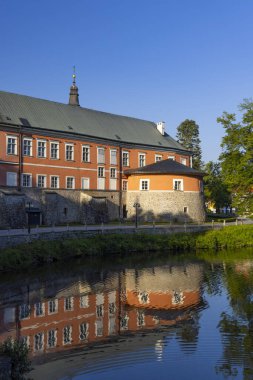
[122,180,128,191]
[34,302,44,317]
[110,149,117,165]
[80,295,89,308]
[34,332,44,351]
[37,175,46,188]
[137,311,145,327]
[140,179,149,191]
[183,206,188,214]
[64,297,73,311]
[79,323,89,340]
[139,153,146,167]
[65,144,74,161]
[97,147,105,164]
[98,167,104,177]
[47,329,57,348]
[109,302,116,315]
[19,304,30,320]
[82,145,90,162]
[172,291,185,305]
[63,325,72,345]
[66,177,75,189]
[173,179,183,191]
[50,176,59,189]
[81,177,90,190]
[138,291,149,304]
[23,138,32,156]
[155,155,162,162]
[95,320,103,337]
[6,172,17,186]
[122,151,129,166]
[120,314,129,330]
[37,140,46,158]
[48,299,58,314]
[110,168,116,178]
[22,174,32,187]
[7,136,17,155]
[96,304,104,318]
[50,142,59,159]
[168,156,175,160]
[180,157,187,166]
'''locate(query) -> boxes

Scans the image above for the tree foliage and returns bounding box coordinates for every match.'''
[176,119,202,169]
[203,161,231,212]
[218,99,253,215]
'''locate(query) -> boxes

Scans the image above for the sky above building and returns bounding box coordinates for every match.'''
[1,0,253,163]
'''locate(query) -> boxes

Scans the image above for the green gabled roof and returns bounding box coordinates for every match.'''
[125,159,205,176]
[0,91,188,152]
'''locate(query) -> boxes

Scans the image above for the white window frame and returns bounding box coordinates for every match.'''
[140,179,149,191]
[81,177,90,190]
[37,174,47,188]
[97,147,105,164]
[22,173,32,187]
[48,299,58,314]
[110,149,117,165]
[98,167,105,178]
[122,180,128,191]
[50,175,59,189]
[6,135,17,155]
[80,295,89,308]
[50,141,59,160]
[173,179,184,191]
[155,154,162,162]
[138,153,146,167]
[34,332,44,351]
[168,155,175,160]
[63,325,72,345]
[66,176,75,189]
[180,157,187,166]
[64,296,74,311]
[110,168,117,178]
[122,151,129,167]
[82,145,90,163]
[23,137,33,156]
[37,139,47,158]
[47,329,57,348]
[34,302,45,317]
[79,322,89,340]
[65,143,74,161]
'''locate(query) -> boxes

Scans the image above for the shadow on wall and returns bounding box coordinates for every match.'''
[0,188,119,228]
[130,208,195,223]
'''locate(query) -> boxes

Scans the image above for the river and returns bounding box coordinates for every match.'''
[1,249,253,379]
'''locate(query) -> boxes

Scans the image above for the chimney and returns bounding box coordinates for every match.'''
[156,121,165,135]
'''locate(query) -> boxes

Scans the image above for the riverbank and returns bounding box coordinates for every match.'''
[0,225,252,272]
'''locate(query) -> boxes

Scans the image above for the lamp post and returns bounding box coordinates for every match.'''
[133,202,140,228]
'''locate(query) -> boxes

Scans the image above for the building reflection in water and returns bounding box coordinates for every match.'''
[0,262,205,359]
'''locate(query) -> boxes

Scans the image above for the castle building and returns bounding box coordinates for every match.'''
[0,75,205,227]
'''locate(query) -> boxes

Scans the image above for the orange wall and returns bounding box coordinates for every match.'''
[128,174,202,192]
[0,130,191,190]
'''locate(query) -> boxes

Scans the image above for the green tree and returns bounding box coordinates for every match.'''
[218,99,253,215]
[176,119,202,169]
[203,161,231,213]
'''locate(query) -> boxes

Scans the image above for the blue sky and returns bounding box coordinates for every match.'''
[1,0,253,162]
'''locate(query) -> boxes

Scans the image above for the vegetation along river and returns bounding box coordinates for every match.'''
[1,248,253,379]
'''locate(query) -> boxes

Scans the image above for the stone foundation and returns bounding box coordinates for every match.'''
[126,191,206,223]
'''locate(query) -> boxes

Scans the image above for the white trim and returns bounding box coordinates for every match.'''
[23,137,33,157]
[155,154,162,162]
[37,139,47,158]
[173,179,184,191]
[21,173,32,187]
[138,152,146,167]
[50,141,60,160]
[36,174,47,188]
[82,145,90,163]
[22,163,97,171]
[6,135,18,155]
[50,175,60,189]
[66,176,75,189]
[140,179,150,191]
[65,143,74,161]
[110,149,117,165]
[81,177,90,190]
[168,155,175,160]
[122,151,129,167]
[97,147,105,164]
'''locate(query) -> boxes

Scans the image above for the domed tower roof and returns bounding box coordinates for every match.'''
[68,66,80,106]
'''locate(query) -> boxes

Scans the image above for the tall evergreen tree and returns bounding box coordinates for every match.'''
[218,99,253,215]
[176,119,202,169]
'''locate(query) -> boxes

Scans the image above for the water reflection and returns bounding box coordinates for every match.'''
[1,251,253,379]
[0,260,205,359]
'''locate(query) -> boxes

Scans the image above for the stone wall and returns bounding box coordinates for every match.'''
[0,187,121,228]
[126,191,206,223]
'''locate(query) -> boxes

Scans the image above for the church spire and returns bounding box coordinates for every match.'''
[68,66,80,106]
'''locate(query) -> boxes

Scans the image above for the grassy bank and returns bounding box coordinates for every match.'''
[0,225,252,272]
